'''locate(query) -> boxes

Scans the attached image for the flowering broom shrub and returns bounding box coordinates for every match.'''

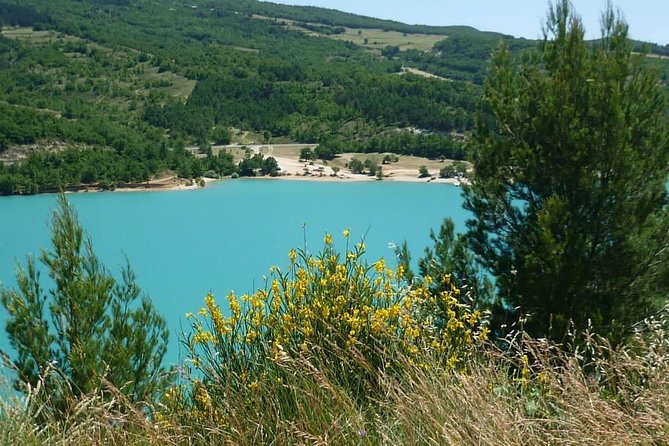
[175,231,489,419]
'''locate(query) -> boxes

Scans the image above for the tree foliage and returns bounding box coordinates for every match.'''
[464,1,669,341]
[1,195,170,415]
[419,218,494,310]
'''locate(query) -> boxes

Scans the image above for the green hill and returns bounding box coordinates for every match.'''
[0,0,666,194]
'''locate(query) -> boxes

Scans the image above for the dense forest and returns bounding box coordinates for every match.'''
[0,0,666,194]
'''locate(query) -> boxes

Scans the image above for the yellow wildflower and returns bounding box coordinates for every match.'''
[446,355,459,370]
[193,330,216,345]
[469,310,481,326]
[271,279,280,296]
[228,291,241,320]
[250,293,263,309]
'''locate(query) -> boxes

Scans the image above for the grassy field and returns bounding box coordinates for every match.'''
[252,16,447,52]
[331,152,461,172]
[1,233,667,445]
[2,27,196,102]
[2,327,667,445]
[229,129,266,145]
[225,45,261,54]
[400,66,452,81]
[0,26,75,44]
[137,64,196,100]
[327,27,446,52]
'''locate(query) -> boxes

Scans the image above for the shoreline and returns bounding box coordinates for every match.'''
[62,177,218,194]
[59,172,465,195]
[3,153,469,196]
[1,174,464,197]
[248,172,465,185]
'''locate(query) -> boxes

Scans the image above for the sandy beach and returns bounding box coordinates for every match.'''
[67,176,219,194]
[67,147,467,194]
[220,144,468,186]
[259,149,467,185]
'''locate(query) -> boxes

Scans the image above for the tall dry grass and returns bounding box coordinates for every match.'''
[378,334,669,445]
[3,321,669,446]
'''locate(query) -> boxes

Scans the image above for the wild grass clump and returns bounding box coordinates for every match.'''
[5,327,669,445]
[0,374,175,445]
[378,320,669,445]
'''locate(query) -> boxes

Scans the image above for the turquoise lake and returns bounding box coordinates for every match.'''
[0,179,468,367]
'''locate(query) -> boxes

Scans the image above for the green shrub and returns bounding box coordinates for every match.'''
[1,196,169,417]
[175,232,488,422]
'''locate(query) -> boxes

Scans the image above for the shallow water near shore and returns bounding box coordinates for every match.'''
[0,179,468,371]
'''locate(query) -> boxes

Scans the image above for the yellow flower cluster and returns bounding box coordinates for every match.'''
[184,232,489,395]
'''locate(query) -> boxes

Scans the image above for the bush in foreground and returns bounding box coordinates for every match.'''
[0,195,170,418]
[152,236,668,444]
[166,234,488,428]
[3,315,669,445]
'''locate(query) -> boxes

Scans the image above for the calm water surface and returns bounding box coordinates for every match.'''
[0,179,468,366]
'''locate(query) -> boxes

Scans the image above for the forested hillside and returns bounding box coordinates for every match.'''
[0,0,666,194]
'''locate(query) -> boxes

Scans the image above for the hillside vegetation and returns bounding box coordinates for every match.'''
[2,0,665,194]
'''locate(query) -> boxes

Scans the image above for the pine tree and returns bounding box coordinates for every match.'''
[464,1,669,341]
[419,218,494,309]
[1,195,169,414]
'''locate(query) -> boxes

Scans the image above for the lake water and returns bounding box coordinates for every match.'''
[0,179,468,368]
